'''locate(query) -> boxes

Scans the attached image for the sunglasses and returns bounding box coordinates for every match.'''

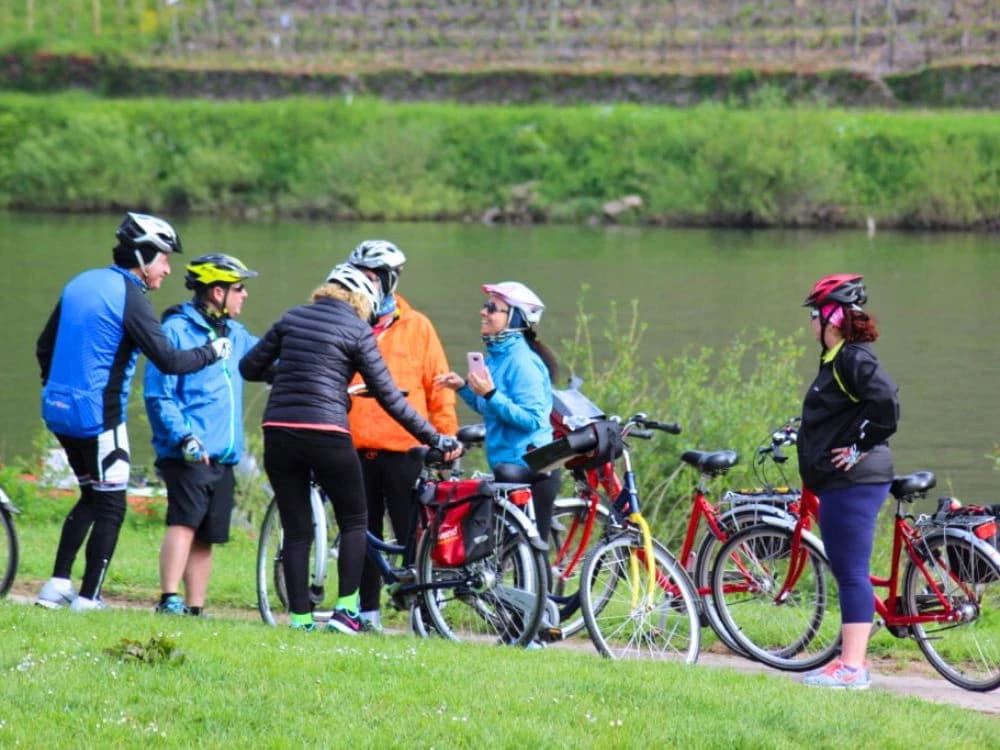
[231,283,247,293]
[810,309,820,320]
[482,301,510,314]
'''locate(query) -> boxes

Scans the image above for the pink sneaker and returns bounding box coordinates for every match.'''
[802,659,871,690]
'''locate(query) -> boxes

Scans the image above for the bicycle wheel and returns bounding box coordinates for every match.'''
[256,491,340,626]
[904,532,1000,691]
[418,501,547,647]
[711,524,841,671]
[0,507,18,597]
[579,531,701,662]
[549,496,610,638]
[692,521,749,656]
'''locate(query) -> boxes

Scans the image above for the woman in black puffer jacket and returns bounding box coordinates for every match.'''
[240,264,457,634]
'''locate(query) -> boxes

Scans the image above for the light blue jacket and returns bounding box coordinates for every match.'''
[144,302,257,464]
[458,333,553,468]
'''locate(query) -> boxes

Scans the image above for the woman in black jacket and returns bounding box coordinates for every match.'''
[797,274,899,689]
[240,264,457,634]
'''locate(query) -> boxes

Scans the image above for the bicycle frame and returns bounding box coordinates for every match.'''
[768,486,987,631]
[551,461,621,585]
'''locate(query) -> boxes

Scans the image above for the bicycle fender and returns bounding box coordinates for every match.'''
[746,515,828,559]
[924,527,1000,572]
[496,498,549,553]
[717,504,795,529]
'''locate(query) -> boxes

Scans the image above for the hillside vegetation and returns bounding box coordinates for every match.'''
[2,0,997,74]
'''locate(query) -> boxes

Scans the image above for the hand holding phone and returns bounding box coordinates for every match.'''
[467,352,488,380]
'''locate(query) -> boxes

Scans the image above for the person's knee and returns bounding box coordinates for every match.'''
[92,489,127,526]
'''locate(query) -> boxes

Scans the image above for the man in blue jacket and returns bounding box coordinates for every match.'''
[144,254,260,615]
[35,213,231,611]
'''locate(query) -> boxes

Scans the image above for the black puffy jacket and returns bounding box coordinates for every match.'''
[239,296,437,444]
[797,341,899,493]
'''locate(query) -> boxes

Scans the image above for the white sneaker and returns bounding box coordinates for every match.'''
[36,577,77,609]
[69,595,107,612]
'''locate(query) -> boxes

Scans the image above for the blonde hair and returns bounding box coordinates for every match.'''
[311,282,374,322]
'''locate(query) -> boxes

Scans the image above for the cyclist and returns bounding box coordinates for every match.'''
[239,263,460,634]
[345,240,458,633]
[35,212,231,611]
[144,253,260,617]
[798,273,899,689]
[436,281,560,545]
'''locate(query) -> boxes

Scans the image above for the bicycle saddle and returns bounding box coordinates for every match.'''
[494,462,543,484]
[681,450,739,476]
[457,423,486,445]
[890,471,936,501]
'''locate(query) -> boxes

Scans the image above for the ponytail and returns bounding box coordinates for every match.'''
[524,329,559,383]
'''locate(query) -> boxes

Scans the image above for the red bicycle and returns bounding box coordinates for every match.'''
[711,470,1000,691]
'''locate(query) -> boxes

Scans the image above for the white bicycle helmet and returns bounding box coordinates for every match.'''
[348,239,406,294]
[327,263,383,315]
[482,281,545,328]
[115,212,182,255]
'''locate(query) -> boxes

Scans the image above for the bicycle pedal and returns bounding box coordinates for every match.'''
[537,626,563,643]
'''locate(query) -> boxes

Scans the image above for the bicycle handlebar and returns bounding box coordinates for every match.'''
[622,413,682,435]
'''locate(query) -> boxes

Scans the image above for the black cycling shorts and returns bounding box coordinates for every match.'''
[157,459,236,544]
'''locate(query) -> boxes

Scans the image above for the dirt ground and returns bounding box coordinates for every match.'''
[7,586,999,716]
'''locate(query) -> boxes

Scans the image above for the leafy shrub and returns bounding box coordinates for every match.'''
[560,289,805,542]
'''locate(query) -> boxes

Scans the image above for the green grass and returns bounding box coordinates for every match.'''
[1,601,997,747]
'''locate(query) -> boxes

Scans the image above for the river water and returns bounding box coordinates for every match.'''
[2,212,997,502]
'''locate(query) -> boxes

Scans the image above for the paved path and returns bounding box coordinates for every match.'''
[697,652,1000,715]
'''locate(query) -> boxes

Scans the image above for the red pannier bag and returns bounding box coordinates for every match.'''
[422,478,495,567]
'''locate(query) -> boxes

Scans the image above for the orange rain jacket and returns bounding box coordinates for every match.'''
[348,294,458,452]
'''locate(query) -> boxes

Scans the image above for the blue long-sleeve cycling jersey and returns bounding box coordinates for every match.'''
[144,301,258,464]
[458,333,553,468]
[37,266,215,439]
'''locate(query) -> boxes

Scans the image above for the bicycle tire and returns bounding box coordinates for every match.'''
[256,492,340,626]
[693,505,798,657]
[418,500,548,647]
[579,531,701,662]
[711,524,841,671]
[549,496,610,638]
[904,531,1000,692]
[0,507,18,597]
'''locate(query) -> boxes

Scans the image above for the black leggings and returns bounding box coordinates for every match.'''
[530,469,562,545]
[358,450,423,612]
[263,427,367,615]
[52,432,128,600]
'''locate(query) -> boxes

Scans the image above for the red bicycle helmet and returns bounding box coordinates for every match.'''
[803,274,867,308]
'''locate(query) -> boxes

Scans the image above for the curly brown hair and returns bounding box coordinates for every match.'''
[842,308,880,343]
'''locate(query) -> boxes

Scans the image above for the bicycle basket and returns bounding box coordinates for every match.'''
[524,420,623,474]
[421,479,495,567]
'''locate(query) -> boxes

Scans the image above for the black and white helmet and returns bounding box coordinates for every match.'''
[347,240,406,295]
[327,263,383,315]
[115,212,182,255]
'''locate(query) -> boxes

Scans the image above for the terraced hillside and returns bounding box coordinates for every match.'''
[3,0,997,73]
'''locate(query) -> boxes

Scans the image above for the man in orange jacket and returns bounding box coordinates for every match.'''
[347,240,458,631]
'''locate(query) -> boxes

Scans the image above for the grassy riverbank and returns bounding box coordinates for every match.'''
[0,92,995,228]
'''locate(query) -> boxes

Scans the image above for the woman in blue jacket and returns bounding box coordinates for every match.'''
[437,281,560,544]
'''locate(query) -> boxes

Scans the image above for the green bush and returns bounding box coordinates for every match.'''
[560,290,805,543]
[0,93,995,227]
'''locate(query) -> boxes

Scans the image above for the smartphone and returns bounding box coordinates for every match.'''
[467,351,488,379]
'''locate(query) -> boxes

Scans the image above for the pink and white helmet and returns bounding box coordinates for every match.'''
[481,281,545,327]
